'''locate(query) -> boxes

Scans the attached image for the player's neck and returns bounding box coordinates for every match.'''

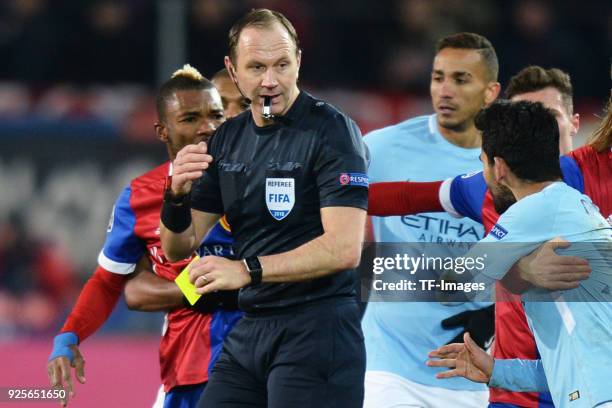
[509,180,559,202]
[437,123,481,149]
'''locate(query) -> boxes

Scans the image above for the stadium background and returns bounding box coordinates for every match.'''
[0,0,609,406]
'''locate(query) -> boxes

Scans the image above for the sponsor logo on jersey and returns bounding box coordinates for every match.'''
[266,178,295,221]
[107,205,115,232]
[401,215,483,242]
[339,173,369,187]
[490,224,508,240]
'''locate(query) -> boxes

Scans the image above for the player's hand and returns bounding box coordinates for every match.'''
[190,256,251,295]
[441,305,494,349]
[47,345,86,406]
[516,237,591,291]
[427,332,492,383]
[171,142,213,196]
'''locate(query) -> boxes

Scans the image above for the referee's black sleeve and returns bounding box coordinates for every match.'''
[314,113,369,210]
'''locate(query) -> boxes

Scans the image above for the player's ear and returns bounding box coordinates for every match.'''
[155,122,168,143]
[484,82,501,106]
[493,157,509,183]
[570,113,580,137]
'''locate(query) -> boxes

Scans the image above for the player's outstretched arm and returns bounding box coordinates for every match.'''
[368,181,444,216]
[426,332,493,383]
[124,256,184,311]
[488,359,549,392]
[502,237,591,293]
[47,267,128,406]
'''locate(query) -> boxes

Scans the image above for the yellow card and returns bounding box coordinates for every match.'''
[174,255,202,306]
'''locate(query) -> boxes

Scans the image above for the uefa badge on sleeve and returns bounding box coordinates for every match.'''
[265,178,295,221]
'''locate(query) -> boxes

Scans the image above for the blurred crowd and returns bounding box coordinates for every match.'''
[0,214,78,337]
[0,0,610,99]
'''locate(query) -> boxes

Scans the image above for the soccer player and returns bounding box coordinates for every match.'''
[362,32,500,408]
[47,65,242,408]
[369,66,610,408]
[160,9,369,407]
[427,100,612,408]
[211,68,250,119]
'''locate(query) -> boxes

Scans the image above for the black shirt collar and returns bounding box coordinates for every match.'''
[250,90,309,134]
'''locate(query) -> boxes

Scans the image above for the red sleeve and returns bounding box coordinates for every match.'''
[368,181,444,216]
[60,266,129,342]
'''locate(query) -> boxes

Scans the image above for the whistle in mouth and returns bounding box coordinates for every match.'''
[262,96,272,119]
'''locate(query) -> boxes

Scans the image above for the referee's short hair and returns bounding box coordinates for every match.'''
[156,64,214,121]
[228,9,300,63]
[436,32,499,81]
[505,66,574,115]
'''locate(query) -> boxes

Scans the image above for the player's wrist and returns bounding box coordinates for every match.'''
[161,188,192,233]
[49,332,79,362]
[516,255,533,282]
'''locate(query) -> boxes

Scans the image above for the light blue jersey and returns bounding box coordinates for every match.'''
[475,182,612,408]
[362,114,488,391]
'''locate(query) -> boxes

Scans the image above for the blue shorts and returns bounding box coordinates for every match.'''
[164,383,206,408]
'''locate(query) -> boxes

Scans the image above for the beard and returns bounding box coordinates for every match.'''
[490,183,516,214]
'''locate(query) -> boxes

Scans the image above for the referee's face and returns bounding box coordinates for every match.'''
[227,22,301,125]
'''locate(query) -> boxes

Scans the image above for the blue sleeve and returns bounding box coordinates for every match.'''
[489,359,549,392]
[448,172,487,223]
[97,186,144,274]
[560,155,584,193]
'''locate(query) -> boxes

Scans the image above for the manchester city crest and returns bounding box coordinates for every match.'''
[265,178,295,220]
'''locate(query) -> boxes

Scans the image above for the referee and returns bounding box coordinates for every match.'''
[160,8,369,408]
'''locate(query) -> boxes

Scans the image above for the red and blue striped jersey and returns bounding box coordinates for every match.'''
[98,161,241,391]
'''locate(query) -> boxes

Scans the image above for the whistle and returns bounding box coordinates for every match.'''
[262,96,272,119]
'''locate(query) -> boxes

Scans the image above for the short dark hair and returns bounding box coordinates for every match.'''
[156,65,213,121]
[228,8,299,63]
[476,100,562,183]
[211,68,230,82]
[436,32,498,81]
[506,66,574,114]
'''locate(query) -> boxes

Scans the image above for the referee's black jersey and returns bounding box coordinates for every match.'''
[191,91,368,312]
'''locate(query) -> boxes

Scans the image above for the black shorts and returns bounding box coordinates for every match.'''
[198,297,365,408]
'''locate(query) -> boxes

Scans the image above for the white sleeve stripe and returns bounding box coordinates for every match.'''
[97,251,136,275]
[439,178,463,218]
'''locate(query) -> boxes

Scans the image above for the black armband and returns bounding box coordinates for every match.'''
[161,189,192,233]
